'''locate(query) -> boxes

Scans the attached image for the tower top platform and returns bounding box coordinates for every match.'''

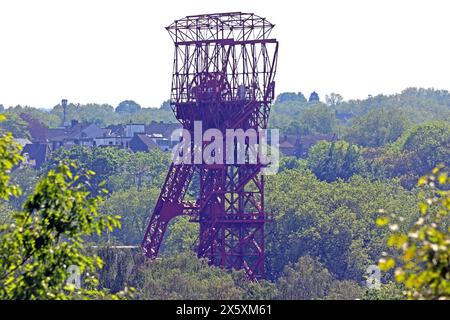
[166,12,275,43]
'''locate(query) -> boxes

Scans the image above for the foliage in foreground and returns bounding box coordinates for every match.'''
[0,162,129,299]
[378,166,450,300]
[0,114,23,200]
[0,117,131,299]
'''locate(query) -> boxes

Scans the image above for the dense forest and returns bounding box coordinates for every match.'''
[0,87,449,300]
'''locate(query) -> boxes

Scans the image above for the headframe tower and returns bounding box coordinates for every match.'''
[142,12,278,279]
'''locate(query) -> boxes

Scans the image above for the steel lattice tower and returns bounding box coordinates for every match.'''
[142,12,278,279]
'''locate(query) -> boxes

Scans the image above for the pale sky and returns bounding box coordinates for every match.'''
[0,0,449,109]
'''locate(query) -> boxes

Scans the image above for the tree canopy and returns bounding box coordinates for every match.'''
[116,100,142,114]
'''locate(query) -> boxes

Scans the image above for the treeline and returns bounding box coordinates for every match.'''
[2,87,450,135]
[0,99,175,135]
[271,88,450,188]
[2,145,441,299]
[271,87,450,136]
[96,249,401,300]
[1,147,447,299]
[0,87,449,300]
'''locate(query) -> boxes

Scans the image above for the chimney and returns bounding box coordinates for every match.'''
[62,99,69,127]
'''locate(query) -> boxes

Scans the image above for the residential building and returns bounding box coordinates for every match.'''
[47,120,103,150]
[22,142,51,169]
[129,134,160,152]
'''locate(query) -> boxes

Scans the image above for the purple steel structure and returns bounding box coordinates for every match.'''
[141,12,278,279]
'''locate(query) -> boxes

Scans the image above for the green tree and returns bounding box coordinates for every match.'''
[0,116,132,299]
[101,187,160,245]
[275,92,307,104]
[397,121,450,175]
[344,108,410,147]
[0,114,23,224]
[307,140,365,182]
[287,105,338,135]
[276,256,363,300]
[266,168,418,281]
[325,93,344,107]
[378,167,450,299]
[137,251,279,300]
[138,251,245,300]
[107,149,171,192]
[278,156,307,172]
[0,112,30,139]
[0,114,23,200]
[276,255,334,299]
[12,106,61,128]
[368,121,450,189]
[46,146,129,193]
[0,203,14,225]
[161,216,199,255]
[326,280,365,300]
[160,100,172,111]
[363,282,405,300]
[0,159,127,299]
[334,87,450,123]
[9,166,39,209]
[51,103,117,127]
[96,246,142,294]
[362,147,417,188]
[116,100,142,114]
